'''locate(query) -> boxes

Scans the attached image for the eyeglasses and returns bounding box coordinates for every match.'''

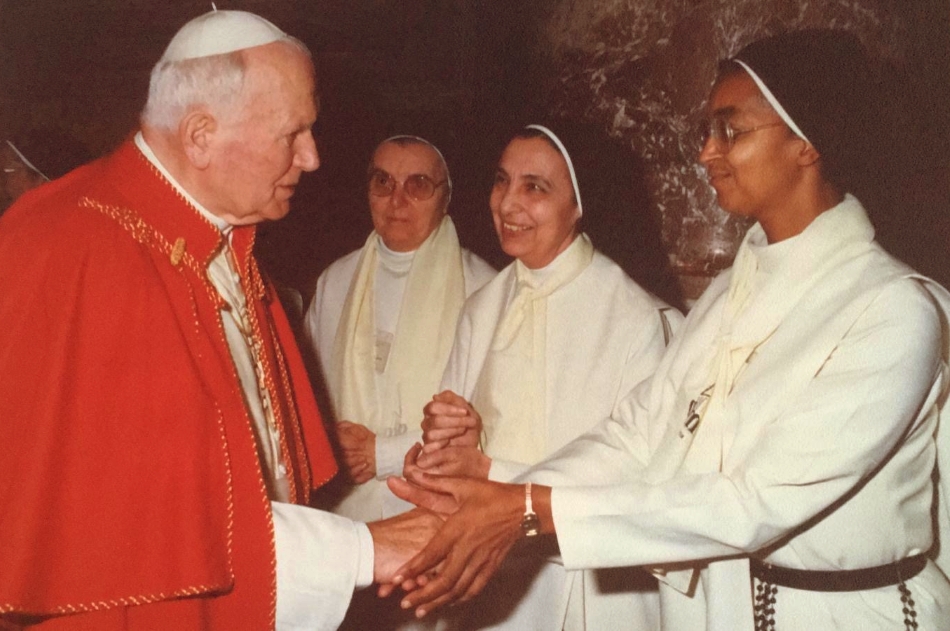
[368,169,447,202]
[699,118,785,150]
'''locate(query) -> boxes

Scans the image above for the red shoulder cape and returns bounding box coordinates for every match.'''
[0,141,336,629]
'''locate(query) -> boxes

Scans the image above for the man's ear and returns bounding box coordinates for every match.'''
[796,140,821,168]
[180,109,216,169]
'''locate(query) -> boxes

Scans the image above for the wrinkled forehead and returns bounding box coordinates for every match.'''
[501,136,571,176]
[372,141,444,179]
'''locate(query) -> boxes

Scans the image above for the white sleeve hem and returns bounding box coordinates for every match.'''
[272,501,363,631]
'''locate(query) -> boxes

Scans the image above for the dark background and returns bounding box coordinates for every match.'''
[1,0,947,307]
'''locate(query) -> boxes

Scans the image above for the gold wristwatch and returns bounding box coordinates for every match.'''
[521,482,541,537]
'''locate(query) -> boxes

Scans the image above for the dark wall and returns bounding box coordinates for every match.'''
[2,0,947,305]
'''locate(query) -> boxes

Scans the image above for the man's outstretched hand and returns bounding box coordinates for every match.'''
[367,508,443,585]
[383,470,552,618]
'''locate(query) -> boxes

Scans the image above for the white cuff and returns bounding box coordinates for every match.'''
[354,521,375,589]
[272,501,369,630]
[488,457,531,483]
[375,429,422,479]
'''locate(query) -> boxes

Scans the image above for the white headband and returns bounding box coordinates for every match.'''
[379,135,453,197]
[159,10,288,63]
[524,124,583,217]
[734,60,811,145]
[5,140,48,181]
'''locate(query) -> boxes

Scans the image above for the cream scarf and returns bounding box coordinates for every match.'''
[329,215,466,434]
[473,233,594,464]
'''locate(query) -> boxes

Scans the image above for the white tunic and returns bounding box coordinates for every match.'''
[440,245,681,630]
[304,234,495,518]
[526,197,950,630]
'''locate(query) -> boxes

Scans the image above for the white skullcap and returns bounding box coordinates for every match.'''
[160,10,288,62]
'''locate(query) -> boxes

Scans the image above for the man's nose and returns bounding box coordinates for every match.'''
[295,132,320,172]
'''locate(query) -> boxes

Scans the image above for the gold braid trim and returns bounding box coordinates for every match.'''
[79,197,206,280]
[0,585,228,614]
[134,147,224,271]
[201,263,277,623]
[232,239,282,621]
[17,197,244,616]
[0,583,230,616]
[235,240,298,493]
[177,278,238,588]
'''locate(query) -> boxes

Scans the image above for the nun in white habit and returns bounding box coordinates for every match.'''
[304,135,495,523]
[390,30,950,631]
[415,123,681,630]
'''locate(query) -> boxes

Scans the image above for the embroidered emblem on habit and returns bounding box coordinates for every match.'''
[683,384,714,437]
[170,237,186,266]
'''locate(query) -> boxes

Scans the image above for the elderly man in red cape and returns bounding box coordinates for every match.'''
[0,10,437,631]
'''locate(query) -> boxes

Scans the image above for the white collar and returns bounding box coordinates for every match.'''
[375,234,416,275]
[134,131,230,233]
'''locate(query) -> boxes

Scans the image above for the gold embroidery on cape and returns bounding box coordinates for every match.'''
[0,584,227,616]
[170,237,187,266]
[233,236,307,501]
[79,197,206,280]
[15,196,244,616]
[134,148,223,273]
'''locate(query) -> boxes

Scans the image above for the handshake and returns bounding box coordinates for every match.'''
[354,391,553,619]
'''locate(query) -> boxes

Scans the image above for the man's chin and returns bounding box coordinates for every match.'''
[262,200,293,222]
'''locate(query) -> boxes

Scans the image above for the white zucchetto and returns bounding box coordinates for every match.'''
[160,10,288,62]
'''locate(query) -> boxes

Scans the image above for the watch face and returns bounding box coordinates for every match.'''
[521,513,541,537]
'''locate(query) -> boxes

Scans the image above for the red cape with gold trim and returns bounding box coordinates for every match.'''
[0,140,337,629]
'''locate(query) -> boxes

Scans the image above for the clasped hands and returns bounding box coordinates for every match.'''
[372,391,542,618]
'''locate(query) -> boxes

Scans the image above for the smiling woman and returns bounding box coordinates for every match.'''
[490,128,580,269]
[413,121,683,630]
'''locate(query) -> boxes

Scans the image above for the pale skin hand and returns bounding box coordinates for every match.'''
[376,450,462,599]
[367,507,444,584]
[383,470,554,618]
[336,421,376,484]
[421,390,482,451]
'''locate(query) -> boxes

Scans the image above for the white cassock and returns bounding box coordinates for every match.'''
[525,196,950,630]
[304,216,496,520]
[440,233,682,630]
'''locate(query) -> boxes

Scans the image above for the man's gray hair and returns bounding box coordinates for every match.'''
[140,37,310,131]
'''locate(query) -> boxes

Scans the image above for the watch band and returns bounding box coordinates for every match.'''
[521,482,541,537]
